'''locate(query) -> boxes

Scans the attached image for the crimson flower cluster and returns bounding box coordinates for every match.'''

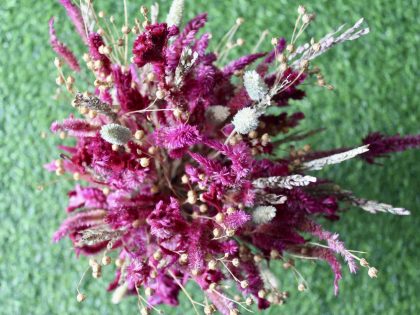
[46,1,420,314]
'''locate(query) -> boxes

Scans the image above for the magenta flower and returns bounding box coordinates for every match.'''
[133,23,175,67]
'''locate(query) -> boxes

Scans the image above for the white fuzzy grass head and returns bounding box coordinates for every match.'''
[100,123,132,145]
[232,107,260,134]
[252,205,277,224]
[243,70,269,101]
[166,0,184,27]
[205,105,231,124]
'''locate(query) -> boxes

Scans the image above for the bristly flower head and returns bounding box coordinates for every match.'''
[100,124,132,145]
[252,205,277,224]
[45,2,419,314]
[232,107,260,134]
[243,70,269,101]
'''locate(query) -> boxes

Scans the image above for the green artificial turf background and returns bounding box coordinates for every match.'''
[1,0,419,314]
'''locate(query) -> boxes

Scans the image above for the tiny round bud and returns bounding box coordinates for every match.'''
[226,228,235,237]
[56,76,65,85]
[94,60,103,69]
[115,258,124,267]
[132,26,140,34]
[122,25,130,34]
[248,130,258,139]
[298,283,306,291]
[229,137,238,145]
[88,110,97,119]
[156,90,165,99]
[66,76,75,85]
[89,258,98,267]
[232,258,240,267]
[54,58,62,68]
[59,131,67,139]
[236,17,244,25]
[140,157,150,167]
[187,195,197,204]
[86,61,94,69]
[283,259,294,269]
[298,5,306,15]
[240,280,249,289]
[132,219,141,228]
[277,54,287,64]
[191,269,199,276]
[112,144,119,151]
[55,168,65,176]
[300,59,309,70]
[258,289,266,298]
[199,204,208,213]
[97,28,105,36]
[179,253,188,264]
[150,269,158,278]
[146,72,155,81]
[302,14,312,24]
[207,283,218,292]
[134,130,145,140]
[230,309,239,315]
[144,287,153,297]
[226,207,235,215]
[140,308,150,315]
[98,11,105,18]
[280,62,288,72]
[270,249,280,259]
[55,159,63,167]
[312,42,321,52]
[92,262,102,273]
[215,213,225,223]
[153,250,162,261]
[77,293,86,302]
[236,38,244,46]
[102,187,110,195]
[271,38,278,46]
[109,16,115,23]
[173,107,183,119]
[102,255,112,265]
[208,259,217,270]
[253,254,263,263]
[317,79,326,87]
[150,185,159,194]
[140,6,148,15]
[245,297,253,305]
[368,267,378,278]
[360,258,369,267]
[148,146,157,155]
[286,44,295,53]
[92,271,102,278]
[238,203,244,209]
[213,228,221,238]
[104,46,112,55]
[82,53,90,62]
[261,133,270,142]
[73,172,81,181]
[181,175,189,184]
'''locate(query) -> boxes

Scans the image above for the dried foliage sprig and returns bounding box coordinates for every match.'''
[44,1,420,314]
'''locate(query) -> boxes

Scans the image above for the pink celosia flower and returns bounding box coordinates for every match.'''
[48,18,80,72]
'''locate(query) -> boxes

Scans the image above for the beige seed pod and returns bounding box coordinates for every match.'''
[77,293,86,302]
